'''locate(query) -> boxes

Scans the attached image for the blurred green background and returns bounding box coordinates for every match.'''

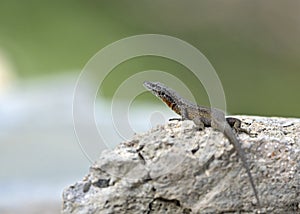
[1,1,300,213]
[1,0,299,116]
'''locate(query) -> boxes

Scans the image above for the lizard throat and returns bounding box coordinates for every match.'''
[161,97,181,115]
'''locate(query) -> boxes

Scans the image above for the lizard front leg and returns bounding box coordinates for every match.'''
[181,108,205,130]
[192,116,205,131]
[169,108,186,122]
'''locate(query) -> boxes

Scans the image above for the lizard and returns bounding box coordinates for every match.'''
[143,81,261,208]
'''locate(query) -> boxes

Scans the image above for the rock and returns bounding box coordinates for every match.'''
[62,116,300,213]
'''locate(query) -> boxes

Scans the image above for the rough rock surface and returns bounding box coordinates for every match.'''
[62,116,300,213]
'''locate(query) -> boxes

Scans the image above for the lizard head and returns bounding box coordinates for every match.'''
[143,81,172,101]
[143,81,181,114]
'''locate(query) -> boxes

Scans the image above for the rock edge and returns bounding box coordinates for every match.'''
[62,116,300,213]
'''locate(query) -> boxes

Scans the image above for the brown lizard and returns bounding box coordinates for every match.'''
[143,81,261,207]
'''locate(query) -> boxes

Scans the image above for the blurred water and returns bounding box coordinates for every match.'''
[0,74,88,210]
[0,73,175,212]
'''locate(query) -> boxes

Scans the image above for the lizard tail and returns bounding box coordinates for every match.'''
[223,125,261,208]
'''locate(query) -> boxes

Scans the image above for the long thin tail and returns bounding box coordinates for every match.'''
[223,125,261,208]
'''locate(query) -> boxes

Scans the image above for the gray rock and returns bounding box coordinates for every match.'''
[62,116,300,213]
